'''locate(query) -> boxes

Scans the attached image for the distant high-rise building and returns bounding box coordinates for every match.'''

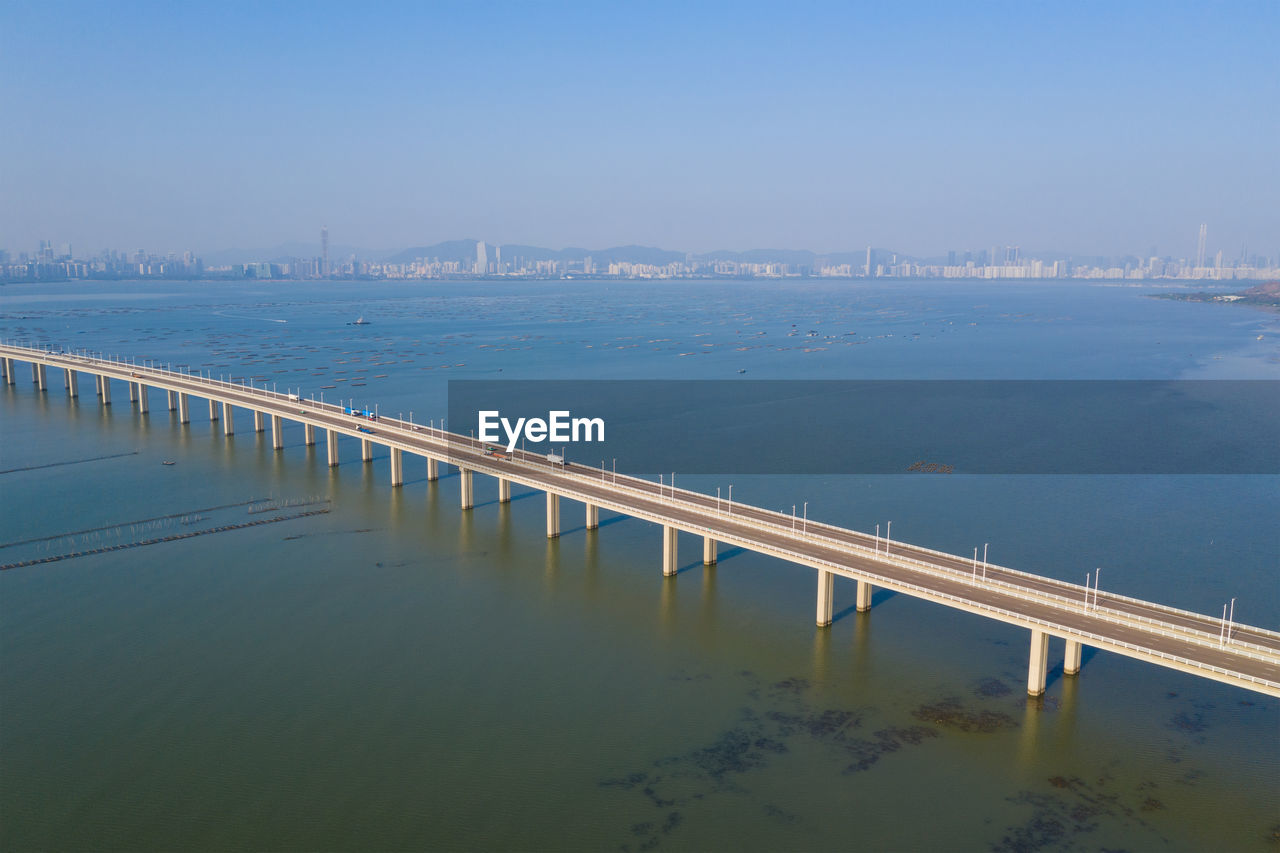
[321,226,330,277]
[1196,223,1207,268]
[865,246,872,277]
[476,241,488,275]
[495,245,502,273]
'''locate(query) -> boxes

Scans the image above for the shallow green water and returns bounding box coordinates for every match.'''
[2,279,1277,850]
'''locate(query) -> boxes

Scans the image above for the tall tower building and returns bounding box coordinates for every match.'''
[1196,223,1207,268]
[476,241,488,275]
[321,226,330,277]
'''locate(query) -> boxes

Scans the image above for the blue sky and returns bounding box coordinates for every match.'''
[2,0,1277,257]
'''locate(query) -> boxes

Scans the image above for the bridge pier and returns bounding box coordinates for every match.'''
[816,569,835,626]
[498,478,511,503]
[222,402,234,435]
[304,424,315,446]
[271,415,283,450]
[65,368,77,398]
[703,536,716,565]
[127,381,137,402]
[361,439,373,462]
[585,502,598,530]
[662,525,678,576]
[2,357,11,384]
[177,392,189,423]
[253,410,264,432]
[137,384,148,413]
[459,468,474,509]
[546,493,560,538]
[1064,639,1083,676]
[1027,629,1050,696]
[426,457,439,481]
[390,448,403,486]
[208,398,218,421]
[35,362,46,390]
[856,580,872,612]
[166,389,176,410]
[326,429,340,467]
[100,376,111,405]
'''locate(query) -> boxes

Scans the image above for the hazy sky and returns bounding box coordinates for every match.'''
[2,0,1277,258]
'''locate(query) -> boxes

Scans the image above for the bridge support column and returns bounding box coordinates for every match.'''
[816,569,835,626]
[271,415,283,450]
[459,468,474,509]
[426,457,439,481]
[177,392,189,423]
[498,478,511,503]
[137,384,148,413]
[127,381,136,402]
[166,389,176,410]
[304,424,315,446]
[585,502,598,530]
[1064,639,1083,676]
[36,363,46,390]
[1027,629,1050,697]
[222,402,234,434]
[2,357,11,384]
[390,448,403,486]
[208,399,218,421]
[546,493,560,538]
[662,525,678,576]
[253,410,264,432]
[361,439,372,462]
[65,368,77,398]
[326,429,340,467]
[856,580,872,612]
[703,537,716,565]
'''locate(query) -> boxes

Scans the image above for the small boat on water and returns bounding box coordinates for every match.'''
[162,461,175,466]
[350,316,370,326]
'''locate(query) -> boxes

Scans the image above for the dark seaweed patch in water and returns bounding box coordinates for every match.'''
[602,677,943,848]
[993,774,1170,852]
[766,707,861,739]
[1167,711,1209,735]
[976,677,1013,698]
[842,726,939,774]
[681,727,778,779]
[914,698,1019,733]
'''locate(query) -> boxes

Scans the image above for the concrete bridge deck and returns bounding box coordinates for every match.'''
[3,342,1277,700]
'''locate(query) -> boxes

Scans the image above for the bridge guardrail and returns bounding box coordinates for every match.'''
[5,341,1277,684]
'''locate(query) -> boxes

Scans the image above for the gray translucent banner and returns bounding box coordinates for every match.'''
[447,380,1279,475]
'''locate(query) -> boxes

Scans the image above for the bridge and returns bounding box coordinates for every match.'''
[3,341,1278,700]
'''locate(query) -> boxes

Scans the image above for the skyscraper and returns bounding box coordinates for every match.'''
[321,226,330,278]
[476,241,488,275]
[1196,223,1207,268]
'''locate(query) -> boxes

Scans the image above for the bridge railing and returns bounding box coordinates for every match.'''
[5,341,1278,676]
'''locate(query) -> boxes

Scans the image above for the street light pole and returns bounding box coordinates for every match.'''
[802,501,808,534]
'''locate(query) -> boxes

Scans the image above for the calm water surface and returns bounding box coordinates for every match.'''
[2,279,1277,850]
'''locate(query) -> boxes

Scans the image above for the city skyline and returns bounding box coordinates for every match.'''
[5,225,1277,283]
[2,2,1277,256]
